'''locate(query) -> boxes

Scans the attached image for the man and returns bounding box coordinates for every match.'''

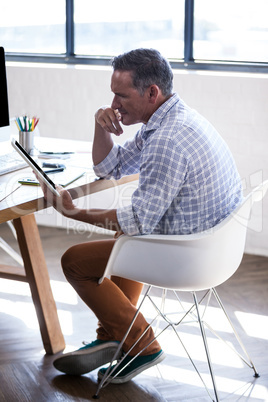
[44,48,242,383]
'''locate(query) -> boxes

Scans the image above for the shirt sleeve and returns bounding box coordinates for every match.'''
[93,131,143,179]
[93,143,120,178]
[117,133,188,235]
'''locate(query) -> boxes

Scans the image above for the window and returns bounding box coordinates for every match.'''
[194,0,268,63]
[74,0,185,60]
[2,0,268,72]
[0,0,66,54]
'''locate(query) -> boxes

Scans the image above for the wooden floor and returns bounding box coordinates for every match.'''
[0,223,268,402]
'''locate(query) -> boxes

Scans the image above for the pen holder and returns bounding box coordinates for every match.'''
[19,131,34,154]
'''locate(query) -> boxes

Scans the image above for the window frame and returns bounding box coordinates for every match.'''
[5,0,268,73]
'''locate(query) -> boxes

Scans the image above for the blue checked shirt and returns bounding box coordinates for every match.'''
[94,94,243,236]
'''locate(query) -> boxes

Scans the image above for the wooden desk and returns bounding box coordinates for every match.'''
[0,138,138,354]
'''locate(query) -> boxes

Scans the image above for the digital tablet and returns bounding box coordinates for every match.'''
[11,139,60,197]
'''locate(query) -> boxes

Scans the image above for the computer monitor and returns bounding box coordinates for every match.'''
[0,46,11,145]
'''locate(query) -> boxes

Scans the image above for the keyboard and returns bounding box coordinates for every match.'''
[0,151,28,175]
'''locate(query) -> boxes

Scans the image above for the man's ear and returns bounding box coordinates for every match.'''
[148,85,160,104]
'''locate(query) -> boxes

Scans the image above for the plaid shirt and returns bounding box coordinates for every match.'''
[94,94,242,235]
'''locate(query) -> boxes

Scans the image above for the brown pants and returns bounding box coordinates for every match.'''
[61,238,161,356]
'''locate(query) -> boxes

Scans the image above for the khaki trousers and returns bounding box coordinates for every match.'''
[61,238,161,356]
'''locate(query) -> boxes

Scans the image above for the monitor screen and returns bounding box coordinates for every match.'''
[0,47,9,128]
[0,47,10,144]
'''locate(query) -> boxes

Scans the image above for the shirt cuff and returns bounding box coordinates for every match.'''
[116,204,141,236]
[93,143,119,178]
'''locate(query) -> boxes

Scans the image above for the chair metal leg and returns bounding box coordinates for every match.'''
[94,286,259,400]
[193,292,220,402]
[169,320,216,401]
[94,286,218,400]
[154,288,167,335]
[211,288,260,377]
[148,289,219,401]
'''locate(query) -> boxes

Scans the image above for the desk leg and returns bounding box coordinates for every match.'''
[13,214,65,355]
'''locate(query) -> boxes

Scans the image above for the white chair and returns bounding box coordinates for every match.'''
[94,180,268,401]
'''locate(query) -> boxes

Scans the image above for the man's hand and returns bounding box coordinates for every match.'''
[37,173,123,232]
[95,107,123,136]
[38,177,76,217]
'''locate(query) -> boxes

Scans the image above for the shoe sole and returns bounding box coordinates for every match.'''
[53,342,120,375]
[98,351,166,384]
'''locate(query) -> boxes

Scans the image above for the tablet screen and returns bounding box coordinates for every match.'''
[11,139,60,197]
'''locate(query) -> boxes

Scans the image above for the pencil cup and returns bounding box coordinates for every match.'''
[19,131,34,154]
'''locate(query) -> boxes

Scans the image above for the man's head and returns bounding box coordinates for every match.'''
[110,48,173,126]
[111,48,173,97]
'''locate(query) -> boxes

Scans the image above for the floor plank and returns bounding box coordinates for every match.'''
[0,223,267,401]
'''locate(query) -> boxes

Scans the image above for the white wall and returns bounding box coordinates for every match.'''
[6,62,268,256]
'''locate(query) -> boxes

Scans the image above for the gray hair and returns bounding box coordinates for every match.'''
[111,48,173,97]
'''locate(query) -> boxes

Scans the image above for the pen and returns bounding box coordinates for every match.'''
[44,168,65,174]
[40,151,74,155]
[19,117,24,131]
[24,116,27,131]
[42,162,66,169]
[34,118,39,129]
[14,119,20,131]
[15,117,21,131]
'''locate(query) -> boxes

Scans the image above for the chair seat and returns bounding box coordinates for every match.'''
[100,181,268,291]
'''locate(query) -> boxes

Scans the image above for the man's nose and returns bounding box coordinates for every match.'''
[111,95,120,110]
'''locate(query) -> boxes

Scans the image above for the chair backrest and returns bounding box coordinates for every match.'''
[100,181,268,291]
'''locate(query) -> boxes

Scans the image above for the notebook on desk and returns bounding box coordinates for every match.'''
[18,168,86,188]
[0,46,27,175]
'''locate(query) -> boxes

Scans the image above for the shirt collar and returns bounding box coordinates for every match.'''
[144,93,180,133]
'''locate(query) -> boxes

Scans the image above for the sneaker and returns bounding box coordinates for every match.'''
[53,339,121,375]
[97,349,165,384]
